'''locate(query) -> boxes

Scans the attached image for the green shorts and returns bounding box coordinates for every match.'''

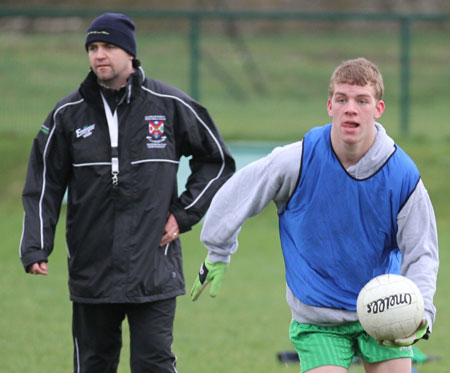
[289,320,413,372]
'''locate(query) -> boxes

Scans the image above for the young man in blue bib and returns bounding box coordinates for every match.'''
[191,58,439,372]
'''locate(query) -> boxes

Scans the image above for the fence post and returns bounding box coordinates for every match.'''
[189,14,201,101]
[400,16,411,136]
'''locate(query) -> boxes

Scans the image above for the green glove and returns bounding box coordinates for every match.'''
[191,258,228,301]
[379,319,430,348]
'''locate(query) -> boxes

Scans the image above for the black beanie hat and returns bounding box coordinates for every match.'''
[85,13,137,58]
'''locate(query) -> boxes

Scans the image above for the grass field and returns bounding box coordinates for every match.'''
[0,26,449,372]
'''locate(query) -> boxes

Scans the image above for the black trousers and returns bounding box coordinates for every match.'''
[72,298,177,373]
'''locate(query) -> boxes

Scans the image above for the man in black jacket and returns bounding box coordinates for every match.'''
[20,13,235,372]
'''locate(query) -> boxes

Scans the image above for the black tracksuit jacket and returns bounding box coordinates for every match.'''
[20,60,235,303]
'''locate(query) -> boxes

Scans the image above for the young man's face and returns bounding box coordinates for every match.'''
[327,82,385,148]
[87,42,133,90]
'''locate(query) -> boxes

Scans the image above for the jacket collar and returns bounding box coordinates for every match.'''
[79,59,146,107]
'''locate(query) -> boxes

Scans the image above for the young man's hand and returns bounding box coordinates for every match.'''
[378,319,429,348]
[191,259,228,301]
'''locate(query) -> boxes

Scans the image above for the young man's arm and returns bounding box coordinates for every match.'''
[191,142,303,300]
[397,179,439,330]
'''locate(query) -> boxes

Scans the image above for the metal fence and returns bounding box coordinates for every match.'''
[1,8,449,138]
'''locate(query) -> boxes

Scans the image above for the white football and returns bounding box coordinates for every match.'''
[356,274,424,341]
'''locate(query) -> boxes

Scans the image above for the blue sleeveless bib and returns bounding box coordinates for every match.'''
[278,124,419,310]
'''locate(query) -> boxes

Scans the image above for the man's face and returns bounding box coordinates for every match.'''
[87,42,133,90]
[327,82,385,148]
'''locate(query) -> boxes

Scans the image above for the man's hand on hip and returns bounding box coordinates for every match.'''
[160,213,180,246]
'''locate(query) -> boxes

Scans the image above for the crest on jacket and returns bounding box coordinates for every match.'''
[145,115,167,148]
[149,120,164,139]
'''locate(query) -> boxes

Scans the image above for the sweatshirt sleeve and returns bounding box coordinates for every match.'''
[19,108,71,271]
[397,179,439,330]
[169,100,235,233]
[201,141,303,263]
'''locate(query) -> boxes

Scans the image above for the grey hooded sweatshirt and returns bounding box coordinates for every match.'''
[200,123,438,330]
